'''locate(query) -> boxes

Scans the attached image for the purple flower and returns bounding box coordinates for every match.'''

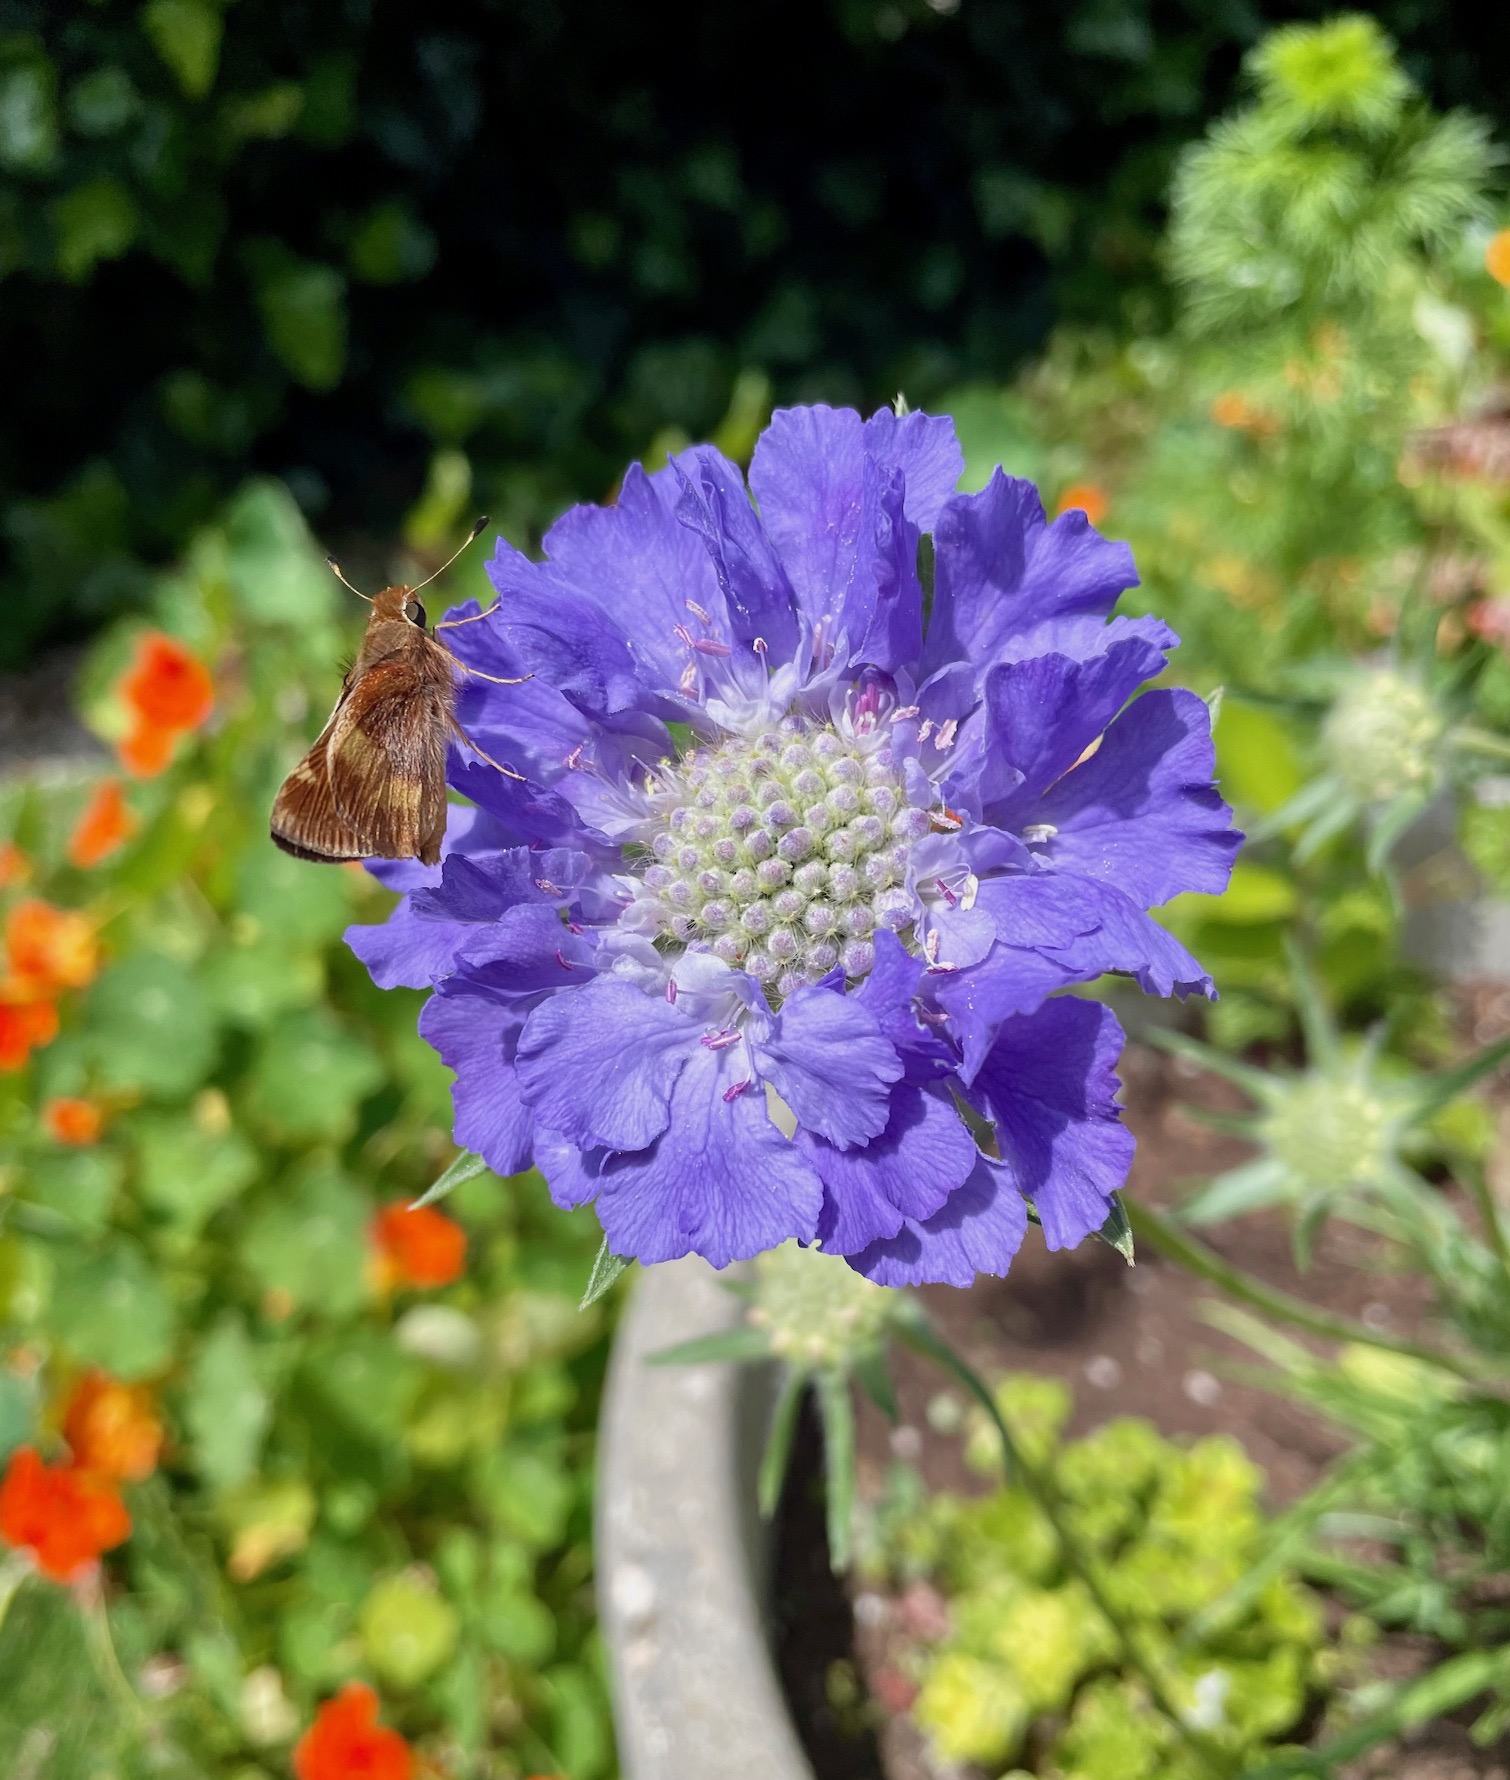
[348,405,1239,1284]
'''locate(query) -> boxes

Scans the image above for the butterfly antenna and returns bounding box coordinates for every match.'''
[410,515,490,596]
[326,556,373,603]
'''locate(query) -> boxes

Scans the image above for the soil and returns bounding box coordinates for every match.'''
[773,1035,1510,1780]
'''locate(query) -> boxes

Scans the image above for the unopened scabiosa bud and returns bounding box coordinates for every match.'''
[749,1242,894,1370]
[348,406,1238,1284]
[1321,667,1445,805]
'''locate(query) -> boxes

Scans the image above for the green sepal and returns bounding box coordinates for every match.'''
[579,1238,634,1311]
[410,1149,488,1210]
[1095,1193,1135,1265]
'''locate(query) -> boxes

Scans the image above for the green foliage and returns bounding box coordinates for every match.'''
[865,1379,1328,1774]
[7,2,1510,668]
[0,488,612,1775]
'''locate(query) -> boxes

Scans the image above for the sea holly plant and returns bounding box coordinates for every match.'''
[1152,944,1510,1340]
[355,401,1240,1291]
[1256,655,1510,878]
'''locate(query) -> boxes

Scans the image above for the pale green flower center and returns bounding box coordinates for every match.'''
[1261,1076,1392,1192]
[634,716,927,1000]
[1321,670,1444,804]
[750,1241,893,1367]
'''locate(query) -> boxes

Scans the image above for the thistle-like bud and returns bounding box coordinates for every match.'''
[748,1241,895,1370]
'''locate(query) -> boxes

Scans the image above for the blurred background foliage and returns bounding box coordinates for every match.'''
[3,0,1510,667]
[5,4,1510,1775]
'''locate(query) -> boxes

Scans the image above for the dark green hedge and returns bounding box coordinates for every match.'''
[1,0,1505,666]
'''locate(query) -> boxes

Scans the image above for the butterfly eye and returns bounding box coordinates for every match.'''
[406,598,427,628]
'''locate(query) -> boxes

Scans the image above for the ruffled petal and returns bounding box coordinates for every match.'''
[754,984,902,1150]
[924,471,1138,676]
[972,997,1134,1250]
[674,445,800,661]
[802,1082,978,1254]
[746,406,932,669]
[515,976,693,1151]
[1029,688,1241,907]
[476,539,647,716]
[847,1153,1028,1287]
[854,929,955,1082]
[419,984,534,1176]
[947,623,1172,820]
[934,870,1213,1075]
[536,459,729,690]
[344,898,473,991]
[550,1045,823,1267]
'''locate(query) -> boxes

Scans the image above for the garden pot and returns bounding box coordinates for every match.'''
[597,1257,815,1780]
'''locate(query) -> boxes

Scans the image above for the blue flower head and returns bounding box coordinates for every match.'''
[349,407,1240,1285]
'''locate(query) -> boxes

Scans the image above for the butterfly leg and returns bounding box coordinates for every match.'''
[434,604,501,631]
[448,716,526,782]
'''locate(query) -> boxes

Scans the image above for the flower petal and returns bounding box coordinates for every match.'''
[548,1045,823,1267]
[674,445,800,661]
[924,471,1138,676]
[801,1082,977,1254]
[515,976,693,1152]
[755,984,902,1149]
[847,1153,1028,1287]
[1029,688,1241,906]
[972,997,1134,1250]
[419,983,534,1176]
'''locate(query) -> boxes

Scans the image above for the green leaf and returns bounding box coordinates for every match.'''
[853,1346,899,1420]
[240,1168,368,1315]
[83,952,219,1100]
[359,1574,460,1688]
[478,1446,573,1550]
[579,1238,632,1310]
[412,1149,488,1211]
[140,0,223,99]
[816,1369,857,1574]
[646,1327,771,1367]
[243,1007,383,1143]
[478,1587,555,1666]
[234,840,355,947]
[1408,1033,1510,1127]
[1180,1158,1292,1226]
[52,177,138,281]
[185,1314,270,1492]
[248,243,347,390]
[543,1663,613,1780]
[50,1240,176,1379]
[132,1113,258,1231]
[23,1148,122,1234]
[759,1368,807,1520]
[0,60,58,173]
[222,479,335,626]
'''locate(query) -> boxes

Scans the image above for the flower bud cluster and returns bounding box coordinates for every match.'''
[1321,669,1445,805]
[1262,1075,1391,1193]
[750,1241,894,1369]
[635,716,928,998]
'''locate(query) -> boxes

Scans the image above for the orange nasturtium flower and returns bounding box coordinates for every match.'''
[0,843,30,888]
[1053,481,1109,526]
[371,1202,468,1290]
[1486,228,1510,289]
[118,718,177,779]
[0,1000,59,1072]
[44,1097,104,1146]
[0,1446,131,1581]
[120,632,215,734]
[68,780,137,869]
[62,1371,163,1482]
[5,899,100,996]
[294,1683,414,1780]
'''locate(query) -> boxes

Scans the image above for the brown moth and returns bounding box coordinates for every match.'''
[270,519,522,868]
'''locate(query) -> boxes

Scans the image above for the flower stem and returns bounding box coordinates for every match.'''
[1124,1196,1496,1384]
[895,1308,1237,1776]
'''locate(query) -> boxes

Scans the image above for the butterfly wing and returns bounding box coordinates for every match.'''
[324,657,451,864]
[271,656,451,865]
